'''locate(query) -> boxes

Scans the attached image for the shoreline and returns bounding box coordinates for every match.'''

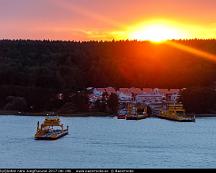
[0,110,114,117]
[1,111,216,118]
[195,114,216,117]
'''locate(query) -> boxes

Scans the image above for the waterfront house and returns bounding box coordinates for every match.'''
[136,89,164,115]
[117,88,132,103]
[88,87,182,115]
[129,87,143,95]
[92,88,106,97]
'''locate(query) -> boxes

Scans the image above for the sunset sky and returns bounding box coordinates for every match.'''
[0,0,216,41]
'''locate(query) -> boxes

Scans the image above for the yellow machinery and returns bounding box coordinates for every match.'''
[126,103,148,120]
[35,115,69,140]
[159,103,195,122]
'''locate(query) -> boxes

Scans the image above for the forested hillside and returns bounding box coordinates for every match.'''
[0,39,216,113]
[1,39,216,89]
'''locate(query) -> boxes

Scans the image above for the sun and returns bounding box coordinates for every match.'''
[128,23,183,43]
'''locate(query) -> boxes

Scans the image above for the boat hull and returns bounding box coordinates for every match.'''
[157,115,195,122]
[126,115,147,120]
[117,115,126,119]
[35,130,68,140]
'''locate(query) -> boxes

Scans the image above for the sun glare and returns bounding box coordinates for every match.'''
[128,23,183,43]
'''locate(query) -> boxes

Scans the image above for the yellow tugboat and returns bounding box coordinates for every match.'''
[158,102,195,122]
[35,115,69,140]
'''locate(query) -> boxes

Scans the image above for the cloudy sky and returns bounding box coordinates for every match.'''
[0,0,216,40]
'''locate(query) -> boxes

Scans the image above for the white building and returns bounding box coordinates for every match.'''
[88,87,181,115]
[136,89,164,115]
[135,88,181,115]
[92,88,106,97]
[89,87,117,104]
[117,88,132,103]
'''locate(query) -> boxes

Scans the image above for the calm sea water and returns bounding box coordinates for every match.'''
[0,115,216,168]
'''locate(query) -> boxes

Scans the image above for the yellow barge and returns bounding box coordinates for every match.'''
[158,103,195,122]
[35,115,69,140]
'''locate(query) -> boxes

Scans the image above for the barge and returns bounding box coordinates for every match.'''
[158,103,195,122]
[34,115,69,140]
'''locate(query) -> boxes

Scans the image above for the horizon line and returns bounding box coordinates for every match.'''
[1,38,216,43]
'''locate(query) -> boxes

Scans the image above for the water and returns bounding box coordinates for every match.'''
[0,115,216,168]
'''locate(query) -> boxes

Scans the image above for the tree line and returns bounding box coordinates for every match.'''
[0,39,216,113]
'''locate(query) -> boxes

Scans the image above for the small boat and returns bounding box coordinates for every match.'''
[158,102,195,122]
[117,114,126,119]
[117,108,127,119]
[34,115,69,140]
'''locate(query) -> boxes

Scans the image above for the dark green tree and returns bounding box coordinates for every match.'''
[107,93,119,114]
[182,87,216,113]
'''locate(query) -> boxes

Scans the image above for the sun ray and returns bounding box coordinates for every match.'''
[165,41,216,63]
